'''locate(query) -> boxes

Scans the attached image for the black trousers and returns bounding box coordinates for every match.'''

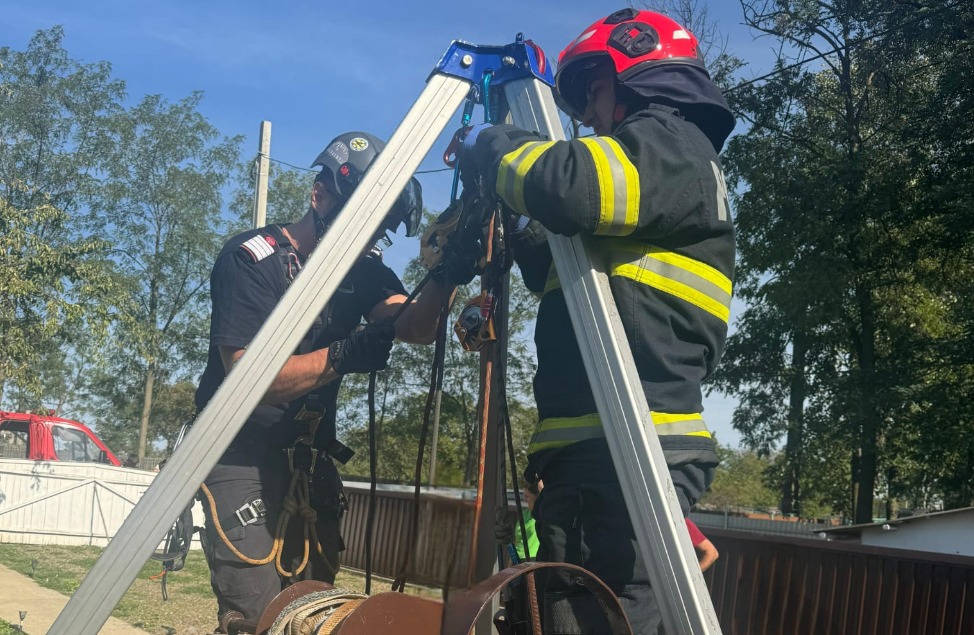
[200,445,345,622]
[532,440,716,635]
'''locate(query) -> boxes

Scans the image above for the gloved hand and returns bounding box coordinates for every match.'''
[459,124,545,192]
[462,123,493,154]
[459,123,496,191]
[432,245,480,288]
[327,321,395,375]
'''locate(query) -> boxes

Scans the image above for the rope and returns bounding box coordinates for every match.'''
[392,301,451,593]
[365,371,378,595]
[199,470,336,579]
[265,589,366,635]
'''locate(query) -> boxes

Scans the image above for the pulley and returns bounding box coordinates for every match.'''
[454,291,497,352]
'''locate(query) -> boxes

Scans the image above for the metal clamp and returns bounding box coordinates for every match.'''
[285,436,320,475]
[234,499,267,527]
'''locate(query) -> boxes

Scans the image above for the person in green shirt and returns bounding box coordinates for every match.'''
[513,479,543,561]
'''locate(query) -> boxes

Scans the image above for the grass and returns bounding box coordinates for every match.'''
[0,544,441,634]
[0,620,25,635]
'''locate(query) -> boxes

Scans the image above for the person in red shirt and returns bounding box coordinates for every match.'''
[686,519,719,572]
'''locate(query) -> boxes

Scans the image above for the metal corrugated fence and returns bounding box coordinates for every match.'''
[705,528,974,635]
[338,486,974,633]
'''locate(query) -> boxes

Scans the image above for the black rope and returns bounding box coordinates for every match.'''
[365,371,378,595]
[503,393,530,561]
[392,300,451,592]
[390,272,433,324]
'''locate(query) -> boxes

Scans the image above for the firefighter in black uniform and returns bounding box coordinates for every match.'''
[461,9,736,634]
[194,131,461,627]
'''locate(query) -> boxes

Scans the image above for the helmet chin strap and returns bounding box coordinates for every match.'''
[613,104,627,124]
[312,204,334,242]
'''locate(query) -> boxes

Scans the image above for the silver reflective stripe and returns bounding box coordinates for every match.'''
[529,423,605,448]
[611,244,732,323]
[578,137,639,236]
[711,161,729,222]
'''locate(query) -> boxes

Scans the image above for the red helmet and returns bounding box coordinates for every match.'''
[555,8,706,119]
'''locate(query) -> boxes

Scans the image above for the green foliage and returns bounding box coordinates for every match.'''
[0,620,22,635]
[711,1,974,519]
[699,445,780,513]
[0,27,125,408]
[230,159,314,228]
[81,92,241,458]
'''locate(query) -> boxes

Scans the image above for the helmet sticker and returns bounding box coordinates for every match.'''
[566,30,597,55]
[326,141,349,164]
[349,137,369,152]
[673,29,691,40]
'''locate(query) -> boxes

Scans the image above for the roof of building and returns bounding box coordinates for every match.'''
[816,506,974,538]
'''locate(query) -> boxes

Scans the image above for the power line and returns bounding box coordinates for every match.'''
[261,152,453,176]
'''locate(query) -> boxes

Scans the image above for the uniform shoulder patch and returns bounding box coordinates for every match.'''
[239,235,277,263]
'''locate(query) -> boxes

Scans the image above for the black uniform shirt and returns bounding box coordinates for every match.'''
[194,226,405,450]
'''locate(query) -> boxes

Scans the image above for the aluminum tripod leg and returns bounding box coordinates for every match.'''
[50,72,470,635]
[504,77,722,634]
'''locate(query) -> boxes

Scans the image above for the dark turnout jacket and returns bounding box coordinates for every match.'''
[473,104,734,485]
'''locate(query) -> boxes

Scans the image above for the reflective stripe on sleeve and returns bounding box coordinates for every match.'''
[577,137,640,236]
[496,141,557,215]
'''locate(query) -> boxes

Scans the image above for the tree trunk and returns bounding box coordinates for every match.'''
[781,330,808,515]
[138,364,155,461]
[854,282,880,524]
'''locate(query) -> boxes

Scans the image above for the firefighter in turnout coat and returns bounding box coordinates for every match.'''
[461,8,736,633]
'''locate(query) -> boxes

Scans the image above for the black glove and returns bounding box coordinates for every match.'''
[327,321,395,375]
[432,248,479,288]
[458,124,544,192]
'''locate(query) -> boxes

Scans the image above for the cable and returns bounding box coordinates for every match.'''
[261,151,453,176]
[261,154,317,173]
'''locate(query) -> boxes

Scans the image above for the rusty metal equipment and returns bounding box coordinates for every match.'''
[220,563,631,635]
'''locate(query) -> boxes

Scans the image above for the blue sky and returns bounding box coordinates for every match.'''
[3,1,781,448]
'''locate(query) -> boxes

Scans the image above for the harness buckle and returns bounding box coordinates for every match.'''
[234,499,267,527]
[286,436,320,475]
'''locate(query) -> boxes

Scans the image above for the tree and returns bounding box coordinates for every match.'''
[229,159,314,228]
[0,27,124,407]
[699,445,780,513]
[714,0,974,520]
[86,92,241,458]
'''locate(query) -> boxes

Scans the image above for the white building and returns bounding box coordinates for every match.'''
[816,507,974,558]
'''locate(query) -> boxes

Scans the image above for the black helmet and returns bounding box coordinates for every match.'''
[311,131,422,237]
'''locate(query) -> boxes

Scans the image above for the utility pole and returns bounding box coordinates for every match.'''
[253,120,272,229]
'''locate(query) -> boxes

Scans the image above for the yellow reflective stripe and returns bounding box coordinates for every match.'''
[543,263,561,296]
[650,411,712,437]
[528,411,711,454]
[496,141,556,215]
[577,137,640,236]
[647,250,732,296]
[528,414,602,453]
[610,242,732,323]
